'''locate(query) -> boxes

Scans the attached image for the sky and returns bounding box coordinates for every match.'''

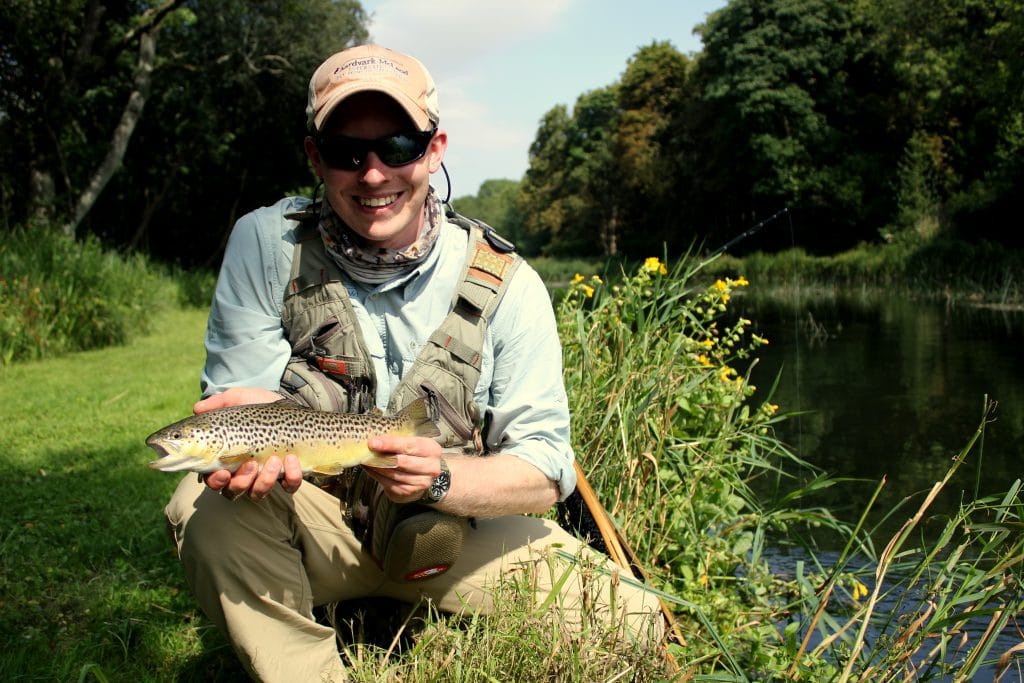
[359,0,727,199]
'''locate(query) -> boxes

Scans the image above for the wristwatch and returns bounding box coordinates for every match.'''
[420,457,450,504]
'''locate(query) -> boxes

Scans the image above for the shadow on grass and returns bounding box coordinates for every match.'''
[0,442,249,680]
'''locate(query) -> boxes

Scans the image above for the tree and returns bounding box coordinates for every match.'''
[614,41,695,255]
[693,0,888,251]
[109,0,369,265]
[0,0,369,264]
[0,0,184,232]
[519,87,622,257]
[451,179,531,253]
[859,0,1024,243]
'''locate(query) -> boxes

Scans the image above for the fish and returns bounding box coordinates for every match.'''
[145,397,440,475]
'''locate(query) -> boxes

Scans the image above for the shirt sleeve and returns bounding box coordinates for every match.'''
[200,206,293,396]
[484,262,577,500]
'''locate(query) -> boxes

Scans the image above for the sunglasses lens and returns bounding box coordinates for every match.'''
[316,138,366,171]
[374,133,425,165]
[317,129,435,170]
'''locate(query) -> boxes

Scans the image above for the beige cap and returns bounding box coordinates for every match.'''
[306,44,439,132]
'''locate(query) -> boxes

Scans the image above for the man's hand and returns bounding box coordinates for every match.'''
[362,435,444,504]
[195,387,304,500]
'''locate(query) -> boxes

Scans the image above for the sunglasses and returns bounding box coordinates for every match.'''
[315,128,437,171]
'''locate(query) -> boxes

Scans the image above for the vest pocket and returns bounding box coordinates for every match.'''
[418,381,482,453]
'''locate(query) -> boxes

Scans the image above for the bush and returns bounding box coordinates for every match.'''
[0,224,175,364]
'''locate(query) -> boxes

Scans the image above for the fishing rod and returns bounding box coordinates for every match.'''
[705,207,791,259]
[568,462,689,656]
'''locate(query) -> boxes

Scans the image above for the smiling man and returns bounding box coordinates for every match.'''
[164,44,662,682]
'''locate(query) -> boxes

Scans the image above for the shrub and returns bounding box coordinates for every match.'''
[0,224,174,364]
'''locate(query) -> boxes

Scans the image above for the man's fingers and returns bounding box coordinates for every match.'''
[226,461,259,496]
[203,469,232,490]
[206,456,303,500]
[280,454,304,493]
[248,457,282,501]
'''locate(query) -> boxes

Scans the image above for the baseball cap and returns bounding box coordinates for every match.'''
[306,44,439,132]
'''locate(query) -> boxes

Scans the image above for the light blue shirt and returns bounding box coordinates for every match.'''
[201,196,576,499]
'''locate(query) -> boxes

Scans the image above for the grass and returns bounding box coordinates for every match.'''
[0,307,671,681]
[703,239,1024,308]
[0,307,235,681]
[1,244,1021,680]
[0,225,178,365]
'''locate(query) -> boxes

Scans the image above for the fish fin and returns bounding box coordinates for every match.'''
[312,463,347,475]
[398,397,442,439]
[218,449,255,467]
[363,454,399,469]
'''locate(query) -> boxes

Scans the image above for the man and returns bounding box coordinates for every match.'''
[165,44,661,682]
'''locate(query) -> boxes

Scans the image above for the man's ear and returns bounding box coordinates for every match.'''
[304,136,325,178]
[427,129,448,173]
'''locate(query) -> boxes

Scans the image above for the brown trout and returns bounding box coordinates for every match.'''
[146,397,439,474]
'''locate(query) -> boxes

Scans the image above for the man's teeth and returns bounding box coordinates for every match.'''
[359,194,398,208]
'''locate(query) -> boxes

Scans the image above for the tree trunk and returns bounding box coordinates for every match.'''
[601,204,619,257]
[63,31,156,237]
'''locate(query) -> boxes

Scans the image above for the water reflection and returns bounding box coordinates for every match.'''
[738,292,1024,542]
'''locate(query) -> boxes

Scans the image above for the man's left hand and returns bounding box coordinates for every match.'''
[362,435,443,503]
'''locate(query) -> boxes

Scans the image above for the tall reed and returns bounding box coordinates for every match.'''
[556,255,852,675]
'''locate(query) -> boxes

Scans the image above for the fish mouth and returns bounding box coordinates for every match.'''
[146,440,170,458]
[145,439,192,470]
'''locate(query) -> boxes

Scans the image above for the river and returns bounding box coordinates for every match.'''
[740,292,1024,540]
[736,292,1023,680]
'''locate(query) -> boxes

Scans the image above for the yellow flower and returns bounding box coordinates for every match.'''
[572,273,585,284]
[642,257,667,275]
[764,403,779,415]
[697,353,712,367]
[699,339,715,349]
[735,276,750,286]
[581,285,595,298]
[713,279,728,292]
[718,366,736,382]
[852,579,869,602]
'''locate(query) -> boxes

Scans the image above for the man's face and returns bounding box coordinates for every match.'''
[305,92,447,249]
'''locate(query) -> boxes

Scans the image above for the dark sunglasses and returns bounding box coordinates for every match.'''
[315,128,437,171]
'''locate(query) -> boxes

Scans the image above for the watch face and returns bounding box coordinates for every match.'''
[429,470,451,500]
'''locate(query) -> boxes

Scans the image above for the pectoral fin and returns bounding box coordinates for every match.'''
[218,449,256,469]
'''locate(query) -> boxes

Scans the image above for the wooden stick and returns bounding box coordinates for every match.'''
[573,461,688,650]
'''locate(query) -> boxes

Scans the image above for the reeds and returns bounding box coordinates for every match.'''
[556,256,1024,679]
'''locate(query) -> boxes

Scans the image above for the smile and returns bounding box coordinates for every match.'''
[358,194,399,208]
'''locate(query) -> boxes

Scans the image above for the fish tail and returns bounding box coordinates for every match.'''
[399,397,442,439]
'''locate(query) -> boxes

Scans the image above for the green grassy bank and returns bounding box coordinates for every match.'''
[0,308,234,680]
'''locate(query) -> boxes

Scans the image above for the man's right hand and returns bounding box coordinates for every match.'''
[194,387,304,500]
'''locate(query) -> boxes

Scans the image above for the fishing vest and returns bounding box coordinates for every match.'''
[279,202,520,443]
[278,201,521,581]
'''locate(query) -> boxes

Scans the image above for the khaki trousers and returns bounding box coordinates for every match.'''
[165,474,663,682]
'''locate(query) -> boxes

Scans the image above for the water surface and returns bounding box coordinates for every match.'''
[740,293,1024,541]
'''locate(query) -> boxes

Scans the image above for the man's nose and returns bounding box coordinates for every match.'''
[358,152,389,183]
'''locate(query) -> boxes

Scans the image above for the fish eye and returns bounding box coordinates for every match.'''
[171,430,182,439]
